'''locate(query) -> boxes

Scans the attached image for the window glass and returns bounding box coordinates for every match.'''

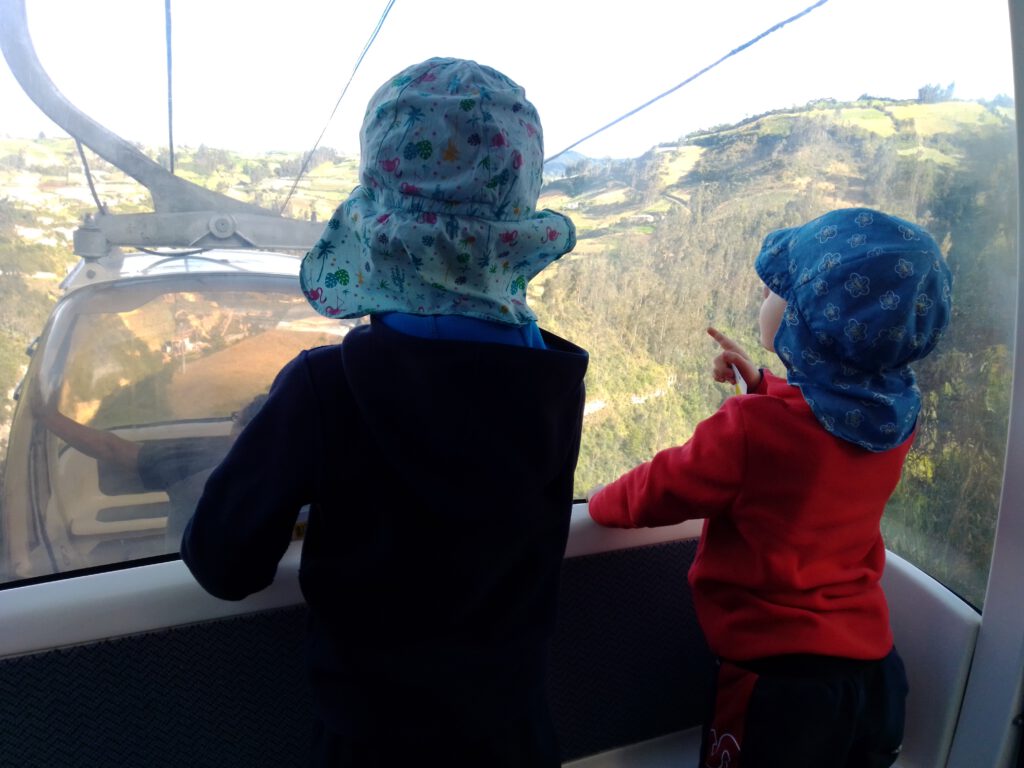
[0,1,1015,605]
[2,279,342,581]
[55,288,337,428]
[542,114,1017,608]
[531,9,1016,609]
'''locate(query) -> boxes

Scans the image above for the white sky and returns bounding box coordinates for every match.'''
[0,0,1016,160]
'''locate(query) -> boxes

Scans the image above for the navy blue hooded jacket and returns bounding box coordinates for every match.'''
[181,317,588,763]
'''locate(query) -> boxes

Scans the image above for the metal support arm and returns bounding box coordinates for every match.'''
[73,212,322,256]
[0,0,326,254]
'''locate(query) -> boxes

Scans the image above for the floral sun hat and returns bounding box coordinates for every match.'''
[755,208,953,452]
[299,57,576,325]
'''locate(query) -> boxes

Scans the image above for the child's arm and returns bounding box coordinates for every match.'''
[181,355,314,600]
[707,327,762,392]
[588,400,747,528]
[31,388,141,470]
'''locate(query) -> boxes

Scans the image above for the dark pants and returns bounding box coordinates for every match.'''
[309,688,560,768]
[700,647,908,768]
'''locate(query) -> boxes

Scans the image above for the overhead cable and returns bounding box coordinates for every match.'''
[165,0,175,174]
[544,0,832,164]
[75,140,106,214]
[281,0,397,214]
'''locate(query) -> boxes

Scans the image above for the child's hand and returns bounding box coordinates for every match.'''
[707,327,762,392]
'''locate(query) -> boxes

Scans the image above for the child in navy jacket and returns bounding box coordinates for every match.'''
[588,208,952,768]
[182,58,588,767]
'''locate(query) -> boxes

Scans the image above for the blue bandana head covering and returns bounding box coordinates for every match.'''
[299,57,576,324]
[755,208,953,452]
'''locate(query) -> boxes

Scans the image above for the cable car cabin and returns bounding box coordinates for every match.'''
[2,249,346,579]
[0,0,1022,766]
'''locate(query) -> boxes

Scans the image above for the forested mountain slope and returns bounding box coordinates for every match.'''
[1,95,1015,602]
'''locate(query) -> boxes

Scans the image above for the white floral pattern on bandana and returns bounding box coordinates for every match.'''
[755,208,953,452]
[300,57,575,324]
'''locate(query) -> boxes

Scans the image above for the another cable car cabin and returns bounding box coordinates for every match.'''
[1,1,1023,766]
[2,249,346,579]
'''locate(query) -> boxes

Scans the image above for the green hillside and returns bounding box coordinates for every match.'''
[0,95,1016,604]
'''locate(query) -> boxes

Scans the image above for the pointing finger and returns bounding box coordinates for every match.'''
[707,327,741,353]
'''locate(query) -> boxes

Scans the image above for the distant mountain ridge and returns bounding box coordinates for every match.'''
[536,96,1015,253]
[541,150,588,181]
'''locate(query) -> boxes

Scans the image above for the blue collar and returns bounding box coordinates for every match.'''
[376,313,546,349]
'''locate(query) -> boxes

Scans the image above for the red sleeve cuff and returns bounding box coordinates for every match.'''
[588,485,632,528]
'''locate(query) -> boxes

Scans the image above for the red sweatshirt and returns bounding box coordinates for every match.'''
[588,371,912,661]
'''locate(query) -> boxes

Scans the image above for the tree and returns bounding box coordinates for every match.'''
[243,161,269,185]
[918,82,955,103]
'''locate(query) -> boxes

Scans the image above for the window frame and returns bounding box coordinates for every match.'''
[1,3,1022,762]
[945,6,1024,764]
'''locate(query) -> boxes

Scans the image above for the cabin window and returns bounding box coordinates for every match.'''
[535,6,1017,610]
[0,2,1016,606]
[52,286,339,430]
[1,279,341,581]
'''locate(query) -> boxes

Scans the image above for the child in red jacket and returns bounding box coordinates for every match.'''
[588,208,952,768]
